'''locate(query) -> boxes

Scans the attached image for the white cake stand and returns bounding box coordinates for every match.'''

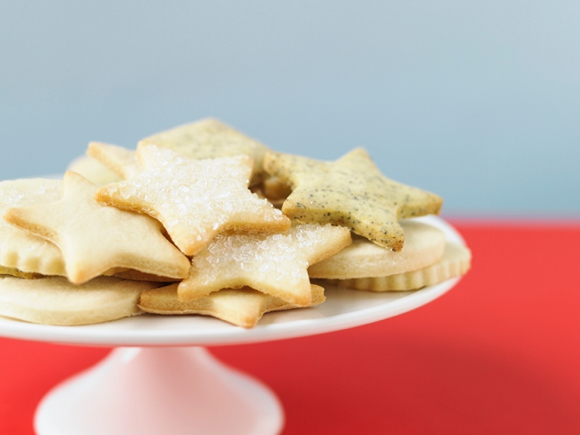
[0,216,465,435]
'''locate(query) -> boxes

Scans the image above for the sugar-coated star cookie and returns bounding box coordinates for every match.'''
[96,144,291,256]
[264,148,443,251]
[4,172,190,284]
[177,223,351,306]
[139,283,325,328]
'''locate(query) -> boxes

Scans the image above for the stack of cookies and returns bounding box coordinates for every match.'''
[0,119,470,328]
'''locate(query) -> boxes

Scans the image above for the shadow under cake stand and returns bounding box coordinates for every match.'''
[0,216,465,435]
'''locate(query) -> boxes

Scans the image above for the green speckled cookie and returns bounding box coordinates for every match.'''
[263,148,443,251]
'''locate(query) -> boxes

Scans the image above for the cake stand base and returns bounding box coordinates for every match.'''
[34,346,284,435]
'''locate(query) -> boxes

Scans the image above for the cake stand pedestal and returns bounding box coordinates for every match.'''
[35,346,283,435]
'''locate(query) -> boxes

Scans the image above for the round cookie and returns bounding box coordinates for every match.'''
[323,241,471,291]
[0,275,161,325]
[308,220,446,279]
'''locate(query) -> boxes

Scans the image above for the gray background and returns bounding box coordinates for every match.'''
[1,1,578,218]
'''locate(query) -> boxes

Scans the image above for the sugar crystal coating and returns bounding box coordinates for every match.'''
[96,144,290,256]
[178,223,352,305]
[0,179,61,207]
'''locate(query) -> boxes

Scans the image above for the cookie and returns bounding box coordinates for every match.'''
[0,179,66,277]
[308,220,446,279]
[95,144,290,256]
[0,118,463,330]
[139,283,325,328]
[0,275,160,325]
[111,269,181,282]
[66,155,123,185]
[138,118,270,185]
[323,241,471,291]
[177,223,352,306]
[0,265,42,279]
[264,148,443,251]
[4,172,191,284]
[260,175,292,205]
[87,142,142,179]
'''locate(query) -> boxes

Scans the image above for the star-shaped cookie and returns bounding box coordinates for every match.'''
[139,283,325,328]
[4,171,191,284]
[87,142,142,179]
[177,223,352,306]
[0,179,66,277]
[138,118,270,185]
[95,144,291,256]
[263,148,443,251]
[66,154,124,185]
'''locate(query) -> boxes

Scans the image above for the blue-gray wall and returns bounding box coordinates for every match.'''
[1,1,578,217]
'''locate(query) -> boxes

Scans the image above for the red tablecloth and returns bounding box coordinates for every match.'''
[1,221,579,434]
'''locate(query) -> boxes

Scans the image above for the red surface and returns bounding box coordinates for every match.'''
[1,221,580,434]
